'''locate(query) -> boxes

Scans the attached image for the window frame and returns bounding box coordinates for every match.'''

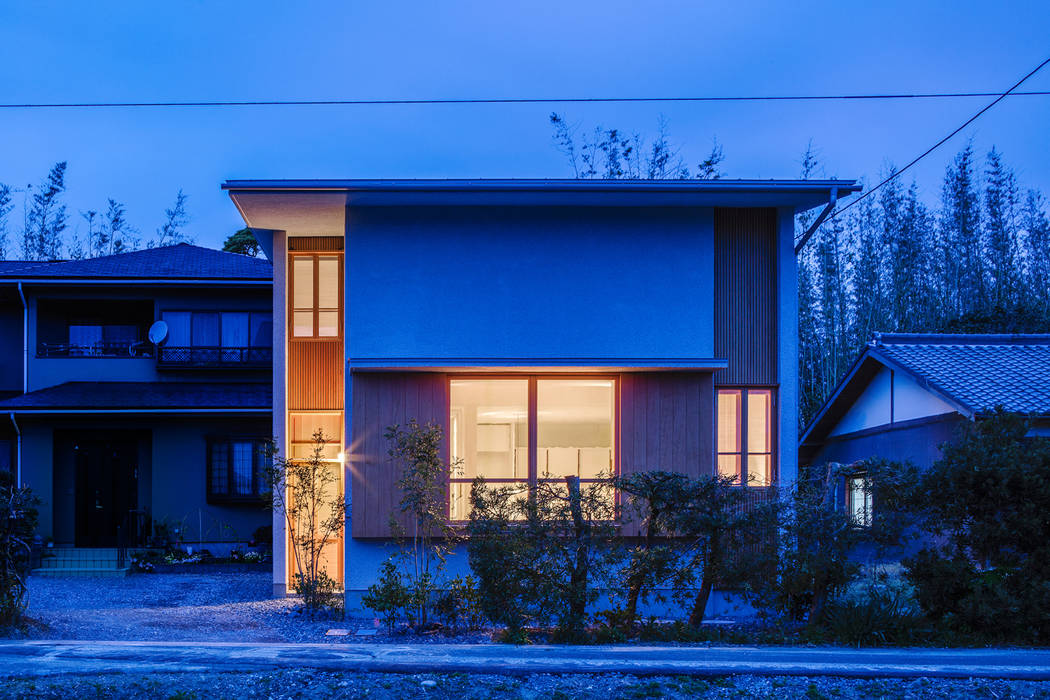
[205,436,270,504]
[716,386,776,487]
[159,310,274,349]
[447,374,620,521]
[288,252,344,340]
[847,472,873,528]
[287,411,345,463]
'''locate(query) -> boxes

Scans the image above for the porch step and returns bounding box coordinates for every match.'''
[30,567,129,578]
[33,548,125,576]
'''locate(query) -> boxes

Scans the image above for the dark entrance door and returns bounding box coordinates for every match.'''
[74,439,138,547]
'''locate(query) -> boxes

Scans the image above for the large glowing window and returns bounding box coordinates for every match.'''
[717,388,774,486]
[290,254,342,338]
[449,377,616,520]
[289,412,343,461]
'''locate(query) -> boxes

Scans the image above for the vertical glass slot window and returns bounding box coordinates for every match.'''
[317,256,340,337]
[717,388,775,487]
[231,441,254,495]
[290,254,342,338]
[717,390,741,481]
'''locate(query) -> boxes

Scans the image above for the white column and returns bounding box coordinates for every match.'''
[271,230,289,597]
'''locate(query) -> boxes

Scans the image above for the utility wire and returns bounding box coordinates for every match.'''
[1,91,1049,110]
[800,57,1050,242]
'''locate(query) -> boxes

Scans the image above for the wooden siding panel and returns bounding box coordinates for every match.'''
[288,342,343,410]
[350,372,448,538]
[288,236,344,251]
[714,208,778,385]
[618,372,715,535]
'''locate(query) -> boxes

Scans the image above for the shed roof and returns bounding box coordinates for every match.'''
[0,381,271,412]
[0,244,272,282]
[800,333,1050,450]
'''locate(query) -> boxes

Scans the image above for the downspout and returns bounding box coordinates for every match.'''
[8,413,20,487]
[17,282,27,393]
[793,187,838,255]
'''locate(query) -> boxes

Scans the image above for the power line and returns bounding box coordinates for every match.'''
[798,57,1050,246]
[1,90,1049,110]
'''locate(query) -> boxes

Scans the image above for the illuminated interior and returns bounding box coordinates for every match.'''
[449,378,616,520]
[717,388,773,486]
[290,253,342,338]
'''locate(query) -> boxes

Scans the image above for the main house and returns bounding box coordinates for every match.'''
[0,245,273,567]
[800,332,1050,525]
[224,178,859,605]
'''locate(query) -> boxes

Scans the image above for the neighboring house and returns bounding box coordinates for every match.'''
[799,333,1050,525]
[224,178,859,606]
[0,244,273,558]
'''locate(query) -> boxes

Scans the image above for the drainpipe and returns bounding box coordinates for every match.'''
[17,282,27,393]
[8,413,20,487]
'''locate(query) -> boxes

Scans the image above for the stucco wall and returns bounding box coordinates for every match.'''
[810,413,965,472]
[345,205,715,362]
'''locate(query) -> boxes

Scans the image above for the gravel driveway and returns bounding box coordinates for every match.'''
[16,572,386,643]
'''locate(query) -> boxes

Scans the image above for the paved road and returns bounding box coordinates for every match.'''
[2,640,1050,680]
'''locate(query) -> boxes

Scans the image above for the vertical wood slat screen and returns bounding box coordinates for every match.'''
[713,208,778,386]
[618,372,714,535]
[287,341,343,410]
[350,372,449,538]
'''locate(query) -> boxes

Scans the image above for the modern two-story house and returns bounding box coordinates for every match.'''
[225,178,859,608]
[0,244,273,565]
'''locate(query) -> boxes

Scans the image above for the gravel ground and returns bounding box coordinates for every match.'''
[2,669,1050,699]
[15,572,488,643]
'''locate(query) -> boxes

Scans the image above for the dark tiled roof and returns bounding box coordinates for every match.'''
[0,381,271,411]
[873,333,1050,415]
[0,244,271,281]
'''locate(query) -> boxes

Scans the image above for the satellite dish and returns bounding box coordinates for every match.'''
[148,320,169,345]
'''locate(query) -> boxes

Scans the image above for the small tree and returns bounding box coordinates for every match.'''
[223,228,261,256]
[0,472,38,629]
[266,430,346,616]
[383,420,460,628]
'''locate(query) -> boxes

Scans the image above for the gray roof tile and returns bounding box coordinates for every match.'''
[0,244,271,280]
[873,333,1050,415]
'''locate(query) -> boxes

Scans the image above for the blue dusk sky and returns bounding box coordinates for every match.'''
[1,1,1049,251]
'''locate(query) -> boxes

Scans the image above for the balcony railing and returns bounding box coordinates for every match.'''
[156,346,273,368]
[37,342,153,358]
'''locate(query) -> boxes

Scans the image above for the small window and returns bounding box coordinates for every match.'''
[288,413,343,461]
[207,438,268,502]
[290,254,342,338]
[848,474,873,528]
[717,388,774,486]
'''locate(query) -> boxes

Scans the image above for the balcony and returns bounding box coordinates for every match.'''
[156,346,272,369]
[37,341,154,359]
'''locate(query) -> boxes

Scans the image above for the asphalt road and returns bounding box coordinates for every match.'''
[3,640,1050,679]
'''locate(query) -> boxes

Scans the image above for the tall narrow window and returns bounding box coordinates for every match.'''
[848,474,873,527]
[290,254,342,338]
[717,388,774,486]
[449,377,617,520]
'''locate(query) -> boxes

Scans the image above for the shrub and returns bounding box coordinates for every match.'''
[821,576,924,647]
[362,559,411,632]
[467,475,619,641]
[433,575,486,633]
[904,411,1050,642]
[0,473,38,628]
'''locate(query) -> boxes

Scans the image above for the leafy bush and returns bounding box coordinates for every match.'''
[821,576,924,647]
[363,559,411,631]
[433,575,486,633]
[0,472,38,628]
[904,411,1050,642]
[773,459,919,623]
[467,475,618,641]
